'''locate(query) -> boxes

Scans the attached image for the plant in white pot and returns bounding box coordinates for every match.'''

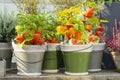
[0,8,17,68]
[56,1,107,75]
[12,14,47,76]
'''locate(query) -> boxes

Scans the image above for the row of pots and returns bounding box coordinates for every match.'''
[0,42,105,75]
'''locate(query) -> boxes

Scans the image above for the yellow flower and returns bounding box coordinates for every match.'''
[56,26,67,35]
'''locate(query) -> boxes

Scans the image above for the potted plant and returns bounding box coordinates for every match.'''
[0,8,17,68]
[56,1,107,75]
[103,19,120,72]
[40,13,61,73]
[12,14,47,75]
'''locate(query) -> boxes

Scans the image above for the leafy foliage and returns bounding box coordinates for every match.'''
[41,13,60,42]
[15,13,47,46]
[56,2,107,45]
[0,8,17,42]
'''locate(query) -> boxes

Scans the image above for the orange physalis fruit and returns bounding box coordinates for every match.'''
[86,24,92,32]
[50,38,58,43]
[89,34,99,43]
[97,26,104,32]
[66,31,71,40]
[37,39,44,45]
[95,31,102,37]
[16,35,24,43]
[75,31,82,39]
[84,8,94,18]
[46,38,58,43]
[71,39,82,45]
[67,25,73,30]
[66,28,76,40]
[34,32,41,42]
[30,39,35,45]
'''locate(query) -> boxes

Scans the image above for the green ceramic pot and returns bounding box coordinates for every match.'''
[61,44,93,75]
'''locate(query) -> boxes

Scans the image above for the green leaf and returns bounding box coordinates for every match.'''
[74,24,79,30]
[25,36,33,42]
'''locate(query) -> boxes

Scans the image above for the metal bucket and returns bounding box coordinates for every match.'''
[12,42,46,75]
[42,43,60,73]
[61,44,93,75]
[0,43,12,68]
[88,43,105,72]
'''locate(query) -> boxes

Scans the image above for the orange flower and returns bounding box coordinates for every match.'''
[30,39,35,45]
[72,38,82,45]
[23,32,29,37]
[97,26,104,32]
[37,39,44,45]
[84,8,94,18]
[75,31,82,39]
[67,25,73,30]
[89,34,99,43]
[86,24,92,32]
[56,26,67,32]
[34,32,41,42]
[69,28,76,34]
[46,38,58,43]
[16,35,24,43]
[56,26,67,35]
[66,28,76,40]
[95,31,102,37]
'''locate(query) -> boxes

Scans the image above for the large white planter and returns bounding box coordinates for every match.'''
[88,43,105,72]
[12,42,46,76]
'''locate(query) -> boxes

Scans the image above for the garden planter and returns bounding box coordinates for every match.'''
[88,43,105,72]
[42,43,60,73]
[61,44,93,75]
[0,43,13,68]
[12,42,46,76]
[111,51,120,72]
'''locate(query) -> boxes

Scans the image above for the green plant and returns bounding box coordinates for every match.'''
[15,13,50,48]
[42,13,60,43]
[0,9,17,42]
